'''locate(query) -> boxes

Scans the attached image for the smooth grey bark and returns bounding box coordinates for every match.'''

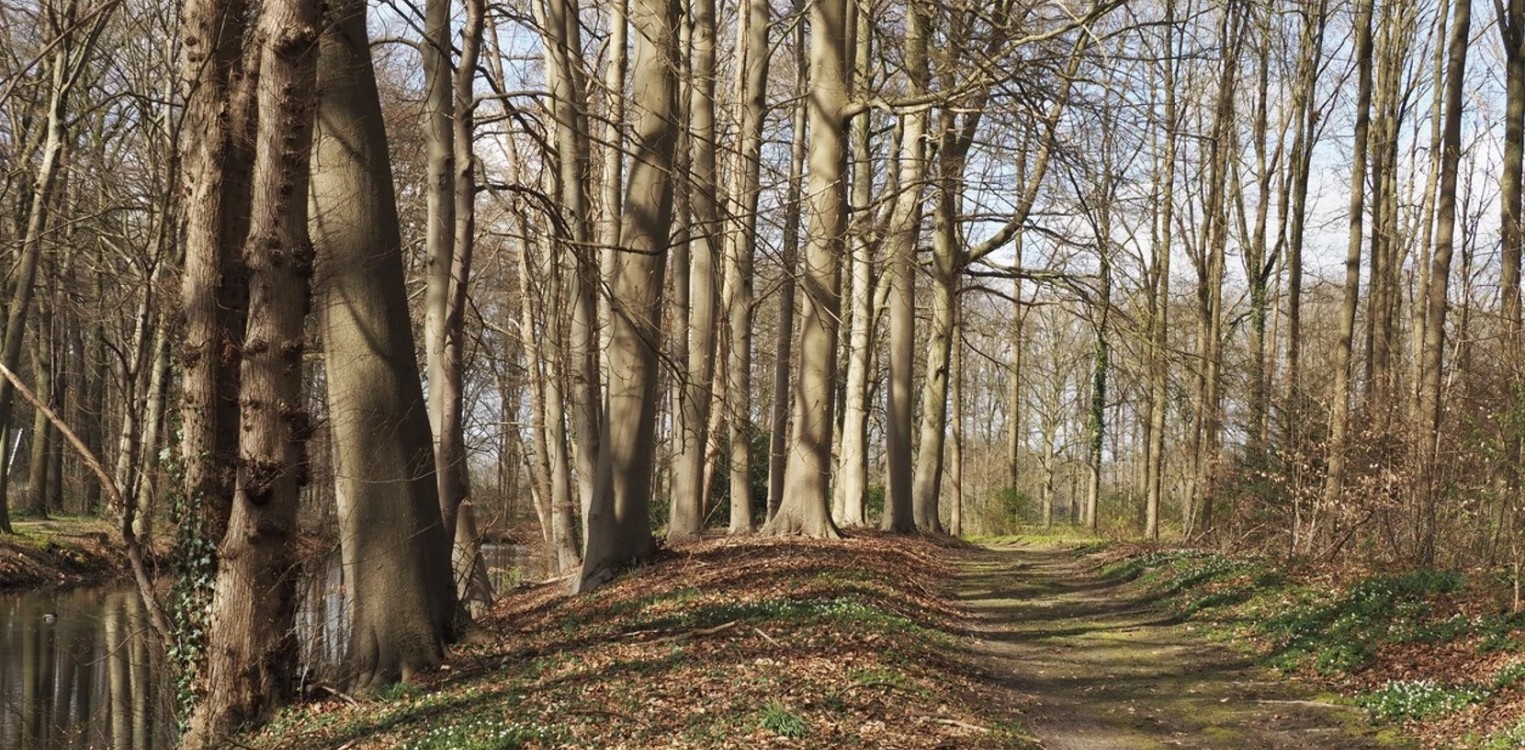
[576,0,681,591]
[763,0,849,538]
[881,0,930,534]
[441,0,493,614]
[1320,0,1374,542]
[765,28,807,523]
[835,0,873,528]
[724,0,769,533]
[669,0,721,541]
[311,0,458,688]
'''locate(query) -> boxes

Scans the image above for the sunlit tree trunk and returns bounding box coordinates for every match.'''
[765,0,848,538]
[577,0,681,590]
[1415,0,1472,563]
[882,0,930,534]
[183,0,320,739]
[835,0,873,527]
[766,38,806,522]
[724,0,769,533]
[312,0,458,688]
[668,0,720,541]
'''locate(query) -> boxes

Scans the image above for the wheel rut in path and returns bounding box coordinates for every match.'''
[956,544,1411,750]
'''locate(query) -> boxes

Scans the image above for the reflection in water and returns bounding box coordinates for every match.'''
[0,542,542,749]
[0,587,173,749]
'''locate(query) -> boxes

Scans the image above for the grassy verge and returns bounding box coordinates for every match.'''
[0,515,129,590]
[1097,546,1525,749]
[246,534,1037,750]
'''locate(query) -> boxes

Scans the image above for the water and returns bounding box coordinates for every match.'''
[0,543,543,750]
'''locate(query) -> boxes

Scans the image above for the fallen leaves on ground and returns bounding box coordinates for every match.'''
[248,532,1038,750]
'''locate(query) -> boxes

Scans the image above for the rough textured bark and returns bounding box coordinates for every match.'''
[177,0,254,545]
[181,0,319,740]
[764,0,848,539]
[576,0,680,590]
[311,0,457,688]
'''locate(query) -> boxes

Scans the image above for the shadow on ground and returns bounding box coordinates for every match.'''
[956,544,1413,750]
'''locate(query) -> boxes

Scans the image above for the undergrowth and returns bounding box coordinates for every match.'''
[1102,548,1525,749]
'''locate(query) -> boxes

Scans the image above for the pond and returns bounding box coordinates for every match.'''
[0,543,544,749]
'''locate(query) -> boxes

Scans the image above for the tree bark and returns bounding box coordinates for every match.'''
[835,0,873,528]
[764,0,849,539]
[182,0,319,739]
[669,0,721,541]
[882,0,930,534]
[576,0,681,590]
[311,0,458,688]
[1415,0,1472,563]
[766,24,807,524]
[724,0,769,533]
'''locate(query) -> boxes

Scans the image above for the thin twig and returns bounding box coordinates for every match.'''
[0,362,172,641]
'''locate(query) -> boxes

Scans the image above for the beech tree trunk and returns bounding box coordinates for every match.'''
[669,0,720,541]
[576,0,681,591]
[724,0,769,533]
[766,25,807,523]
[311,0,458,688]
[764,0,848,538]
[881,0,930,534]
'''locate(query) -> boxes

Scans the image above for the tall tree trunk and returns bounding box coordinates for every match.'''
[1499,0,1525,562]
[182,0,319,739]
[441,0,492,613]
[421,0,454,453]
[765,41,806,523]
[766,0,848,538]
[1145,0,1178,541]
[1416,0,1472,562]
[670,0,721,541]
[1322,0,1375,551]
[576,0,681,590]
[177,0,254,546]
[312,0,458,687]
[1284,0,1326,462]
[835,0,873,527]
[724,0,769,533]
[882,0,930,534]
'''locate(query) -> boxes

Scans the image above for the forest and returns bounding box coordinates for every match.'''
[1,0,1524,746]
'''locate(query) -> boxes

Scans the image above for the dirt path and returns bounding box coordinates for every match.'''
[957,544,1412,750]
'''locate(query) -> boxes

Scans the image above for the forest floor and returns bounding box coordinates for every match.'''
[959,543,1412,749]
[238,532,1525,749]
[0,515,132,590]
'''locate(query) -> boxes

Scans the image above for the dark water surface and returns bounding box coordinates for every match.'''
[0,543,541,749]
